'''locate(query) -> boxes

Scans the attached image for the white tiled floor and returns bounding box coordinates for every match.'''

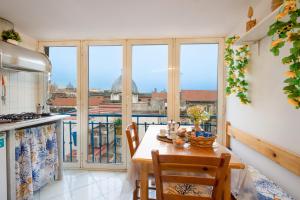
[33,170,131,200]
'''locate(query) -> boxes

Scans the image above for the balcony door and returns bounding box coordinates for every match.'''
[175,39,225,142]
[82,41,126,169]
[41,42,81,168]
[126,40,173,139]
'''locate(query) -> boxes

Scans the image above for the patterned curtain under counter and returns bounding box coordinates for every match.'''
[15,124,58,200]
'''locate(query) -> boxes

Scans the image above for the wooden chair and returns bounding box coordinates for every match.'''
[126,122,140,158]
[151,150,231,200]
[126,122,156,200]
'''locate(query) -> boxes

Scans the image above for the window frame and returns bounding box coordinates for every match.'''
[175,38,225,143]
[126,39,174,121]
[38,40,82,168]
[82,40,127,169]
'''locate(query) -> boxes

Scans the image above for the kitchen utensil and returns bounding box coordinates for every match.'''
[167,120,180,132]
[1,75,7,103]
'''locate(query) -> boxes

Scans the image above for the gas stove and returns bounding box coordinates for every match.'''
[0,112,51,123]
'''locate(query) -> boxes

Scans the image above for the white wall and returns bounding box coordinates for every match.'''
[15,29,38,51]
[0,30,40,114]
[227,1,300,199]
[230,0,273,36]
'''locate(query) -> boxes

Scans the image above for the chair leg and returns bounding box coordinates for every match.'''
[135,179,156,200]
[133,188,138,200]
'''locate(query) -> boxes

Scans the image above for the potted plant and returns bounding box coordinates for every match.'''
[187,105,210,132]
[1,29,22,45]
[113,118,122,135]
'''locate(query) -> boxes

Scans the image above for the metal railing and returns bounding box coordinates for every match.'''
[62,113,217,163]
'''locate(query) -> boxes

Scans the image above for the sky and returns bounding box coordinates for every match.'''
[49,44,218,93]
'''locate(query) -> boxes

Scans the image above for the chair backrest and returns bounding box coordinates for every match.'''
[126,122,140,158]
[151,150,231,200]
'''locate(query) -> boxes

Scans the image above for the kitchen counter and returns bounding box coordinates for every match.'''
[3,114,69,200]
[0,115,70,132]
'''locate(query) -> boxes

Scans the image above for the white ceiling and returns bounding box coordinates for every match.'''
[0,0,260,40]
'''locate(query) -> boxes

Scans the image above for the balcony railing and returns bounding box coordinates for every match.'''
[62,113,217,164]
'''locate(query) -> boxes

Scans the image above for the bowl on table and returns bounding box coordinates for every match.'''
[173,138,185,148]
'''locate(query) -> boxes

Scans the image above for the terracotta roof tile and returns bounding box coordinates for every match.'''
[152,92,167,100]
[152,90,217,102]
[51,97,76,106]
[181,90,217,102]
[51,96,104,106]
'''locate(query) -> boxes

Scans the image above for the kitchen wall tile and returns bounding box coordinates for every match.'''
[0,71,40,114]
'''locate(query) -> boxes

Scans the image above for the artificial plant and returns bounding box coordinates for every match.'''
[268,0,300,109]
[1,29,22,42]
[113,118,122,135]
[225,35,251,104]
[113,118,122,127]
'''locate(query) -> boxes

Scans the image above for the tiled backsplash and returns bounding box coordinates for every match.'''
[0,71,40,114]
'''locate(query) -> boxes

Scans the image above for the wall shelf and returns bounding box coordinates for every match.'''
[235,5,282,45]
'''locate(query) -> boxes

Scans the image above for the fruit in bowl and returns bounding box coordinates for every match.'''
[173,138,185,148]
[176,127,187,137]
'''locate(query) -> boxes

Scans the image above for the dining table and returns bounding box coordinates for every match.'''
[132,125,245,200]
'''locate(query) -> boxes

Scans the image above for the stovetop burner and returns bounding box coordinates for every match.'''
[0,112,42,123]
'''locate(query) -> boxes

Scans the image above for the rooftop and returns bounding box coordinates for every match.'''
[51,90,217,107]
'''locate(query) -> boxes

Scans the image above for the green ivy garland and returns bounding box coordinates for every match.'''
[268,0,300,109]
[225,35,251,104]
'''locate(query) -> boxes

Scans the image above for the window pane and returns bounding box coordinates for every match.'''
[180,44,218,134]
[46,46,78,163]
[88,45,123,164]
[131,45,168,138]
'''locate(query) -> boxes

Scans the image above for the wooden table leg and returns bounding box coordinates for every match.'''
[140,163,149,200]
[224,169,231,200]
